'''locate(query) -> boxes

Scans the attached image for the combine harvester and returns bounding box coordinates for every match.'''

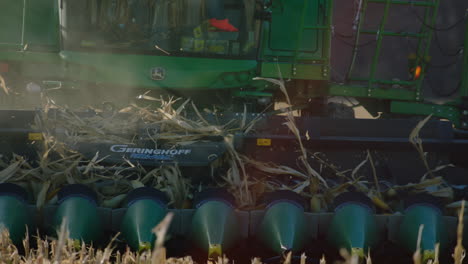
[0,0,467,263]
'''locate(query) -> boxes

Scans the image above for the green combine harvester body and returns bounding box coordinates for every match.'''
[0,0,467,123]
[0,0,329,111]
[0,1,301,106]
[0,0,468,262]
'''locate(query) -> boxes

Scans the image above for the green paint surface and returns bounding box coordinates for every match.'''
[53,197,102,243]
[398,205,448,254]
[0,196,29,245]
[327,204,378,253]
[258,202,306,254]
[121,200,167,251]
[190,201,240,254]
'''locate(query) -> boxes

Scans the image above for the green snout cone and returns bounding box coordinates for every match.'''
[190,200,240,258]
[398,204,448,262]
[327,203,378,257]
[258,201,306,254]
[0,196,29,245]
[121,199,167,251]
[53,196,101,244]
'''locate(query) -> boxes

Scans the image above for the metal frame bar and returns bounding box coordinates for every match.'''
[346,0,369,80]
[293,0,333,64]
[368,0,435,6]
[360,30,426,38]
[236,116,467,153]
[343,0,440,99]
[460,19,468,98]
[2,110,465,156]
[21,0,27,48]
[414,0,440,101]
[293,0,310,65]
[390,101,460,126]
[367,0,392,91]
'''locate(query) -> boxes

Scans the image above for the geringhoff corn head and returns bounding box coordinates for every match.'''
[0,0,468,263]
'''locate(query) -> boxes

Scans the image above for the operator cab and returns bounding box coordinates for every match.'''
[59,0,259,58]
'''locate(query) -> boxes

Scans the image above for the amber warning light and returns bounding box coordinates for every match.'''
[414,65,422,80]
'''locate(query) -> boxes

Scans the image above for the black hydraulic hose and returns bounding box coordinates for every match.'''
[409,6,467,32]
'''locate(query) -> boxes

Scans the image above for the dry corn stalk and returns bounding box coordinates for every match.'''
[0,74,8,95]
[409,115,434,180]
[160,165,191,208]
[432,243,440,264]
[338,248,359,264]
[412,225,424,264]
[366,150,380,198]
[453,200,466,264]
[152,212,174,264]
[253,77,327,194]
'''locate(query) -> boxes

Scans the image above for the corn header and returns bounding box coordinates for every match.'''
[0,0,467,263]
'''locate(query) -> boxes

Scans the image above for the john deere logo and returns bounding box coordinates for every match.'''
[150,67,166,81]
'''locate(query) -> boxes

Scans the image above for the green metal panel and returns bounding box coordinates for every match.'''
[269,0,320,53]
[391,101,460,127]
[261,62,328,80]
[0,0,25,47]
[24,0,59,50]
[60,51,257,89]
[0,51,64,81]
[330,84,417,100]
[0,51,62,63]
[260,0,332,80]
[0,48,258,92]
[331,86,462,126]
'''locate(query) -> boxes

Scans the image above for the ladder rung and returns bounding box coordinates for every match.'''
[360,30,426,38]
[368,0,436,7]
